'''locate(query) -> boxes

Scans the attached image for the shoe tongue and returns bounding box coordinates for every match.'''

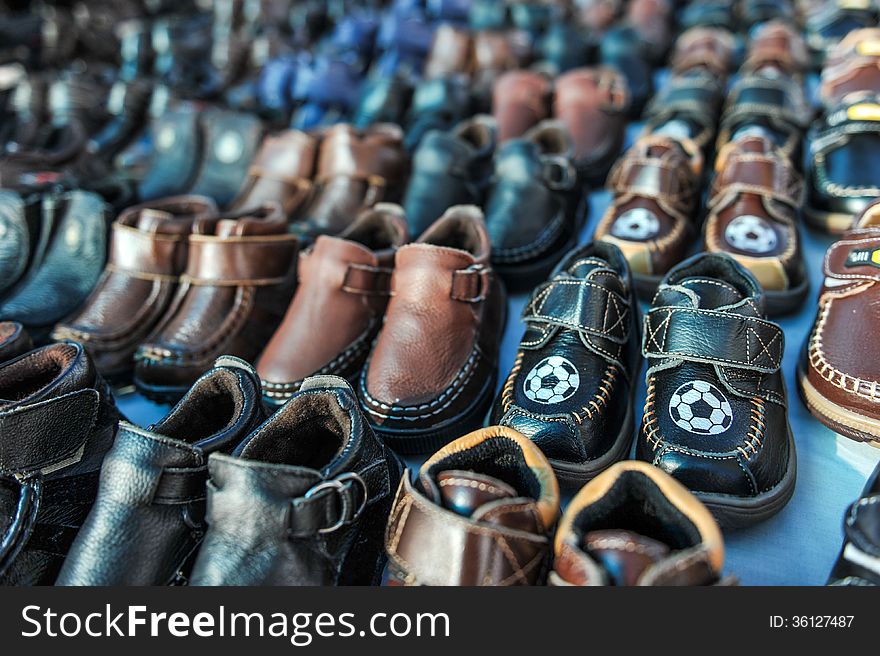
[680,278,746,310]
[435,470,542,532]
[566,255,610,279]
[583,529,671,586]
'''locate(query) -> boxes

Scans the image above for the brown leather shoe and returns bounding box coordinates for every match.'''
[134,202,298,402]
[704,133,808,316]
[799,199,880,445]
[52,196,218,383]
[492,70,551,143]
[424,24,474,79]
[670,27,737,78]
[742,19,810,76]
[553,66,630,184]
[0,321,31,363]
[359,205,506,454]
[594,134,703,299]
[257,203,408,408]
[384,426,560,585]
[228,129,317,217]
[819,28,880,107]
[293,124,408,242]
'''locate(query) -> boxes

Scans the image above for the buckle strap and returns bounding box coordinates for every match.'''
[183,233,299,286]
[287,472,368,537]
[523,278,630,344]
[152,465,209,505]
[643,307,783,372]
[451,265,490,303]
[342,263,393,296]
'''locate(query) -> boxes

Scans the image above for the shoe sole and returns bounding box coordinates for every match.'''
[803,205,854,235]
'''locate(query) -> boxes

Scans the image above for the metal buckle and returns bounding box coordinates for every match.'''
[303,472,368,534]
[543,155,577,191]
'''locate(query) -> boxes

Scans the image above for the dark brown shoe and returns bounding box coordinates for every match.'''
[492,70,551,143]
[0,321,31,363]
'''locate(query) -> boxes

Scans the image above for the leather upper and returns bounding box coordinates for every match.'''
[0,322,31,364]
[828,462,880,586]
[492,70,551,143]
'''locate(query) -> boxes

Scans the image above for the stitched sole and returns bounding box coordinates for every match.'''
[763,274,810,318]
[797,360,880,446]
[803,205,855,235]
[693,425,798,530]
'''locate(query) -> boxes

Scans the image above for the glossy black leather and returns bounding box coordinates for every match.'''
[679,1,735,31]
[404,75,474,151]
[354,74,412,130]
[0,190,38,298]
[828,462,880,586]
[0,191,110,336]
[56,357,267,586]
[600,26,652,117]
[138,103,203,201]
[491,243,641,479]
[0,342,119,585]
[189,376,404,586]
[644,71,724,152]
[536,22,595,76]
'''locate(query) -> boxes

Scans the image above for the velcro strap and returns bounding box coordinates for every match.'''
[108,223,186,279]
[286,472,368,538]
[610,158,683,200]
[183,234,298,286]
[152,466,209,505]
[342,263,393,296]
[451,266,490,303]
[824,232,880,282]
[643,307,783,372]
[523,278,630,344]
[0,389,98,475]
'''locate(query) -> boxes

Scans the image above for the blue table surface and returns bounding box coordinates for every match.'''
[116,113,880,588]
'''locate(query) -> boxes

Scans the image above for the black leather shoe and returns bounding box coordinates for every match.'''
[0,321,31,363]
[354,73,412,130]
[491,242,640,486]
[138,102,204,202]
[189,375,404,586]
[635,253,796,529]
[805,2,879,68]
[0,342,119,585]
[644,71,724,155]
[56,357,266,586]
[404,115,495,237]
[828,461,880,586]
[0,190,37,298]
[600,25,653,118]
[486,121,587,291]
[404,75,474,151]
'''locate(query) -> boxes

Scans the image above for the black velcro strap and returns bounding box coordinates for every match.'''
[153,466,209,505]
[643,307,783,372]
[286,473,368,538]
[523,278,630,344]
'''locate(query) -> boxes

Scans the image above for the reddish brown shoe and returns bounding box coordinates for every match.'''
[492,70,551,143]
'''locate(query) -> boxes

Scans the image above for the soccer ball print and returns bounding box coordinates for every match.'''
[668,380,733,435]
[611,208,660,241]
[523,356,580,405]
[724,214,778,254]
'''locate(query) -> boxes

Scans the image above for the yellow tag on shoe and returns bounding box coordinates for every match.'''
[856,40,880,56]
[840,0,871,9]
[847,104,880,121]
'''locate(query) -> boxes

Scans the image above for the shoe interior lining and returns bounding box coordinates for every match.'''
[0,345,76,403]
[153,369,244,445]
[345,211,401,250]
[420,212,483,254]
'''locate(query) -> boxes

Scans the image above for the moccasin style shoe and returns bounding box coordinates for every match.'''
[384,426,560,586]
[669,26,736,79]
[404,115,496,238]
[56,357,266,586]
[0,322,31,363]
[257,204,408,409]
[0,191,38,298]
[635,253,796,528]
[741,19,810,77]
[138,103,204,201]
[551,461,730,585]
[52,196,218,384]
[404,76,474,151]
[188,375,404,586]
[358,205,506,454]
[492,70,551,143]
[799,199,880,445]
[134,202,298,403]
[294,123,408,242]
[704,133,809,316]
[594,134,703,299]
[491,243,640,486]
[642,71,724,155]
[827,461,880,586]
[0,342,119,585]
[599,26,653,118]
[486,121,586,291]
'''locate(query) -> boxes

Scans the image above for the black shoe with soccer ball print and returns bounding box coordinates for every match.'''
[635,253,796,529]
[490,242,642,488]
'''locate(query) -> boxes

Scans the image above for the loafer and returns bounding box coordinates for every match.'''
[0,342,119,585]
[492,70,551,143]
[594,134,703,299]
[52,196,217,384]
[491,242,641,486]
[486,120,586,290]
[384,425,560,585]
[0,190,38,298]
[741,19,810,77]
[805,0,878,68]
[404,75,474,151]
[799,199,880,446]
[669,27,737,80]
[643,71,724,154]
[56,357,266,586]
[134,203,298,403]
[353,72,412,129]
[635,253,796,528]
[599,25,653,118]
[0,321,31,363]
[290,58,363,130]
[627,0,673,65]
[189,375,404,586]
[257,204,408,409]
[704,132,808,316]
[550,461,730,586]
[359,205,506,454]
[138,103,204,201]
[403,114,496,237]
[827,461,880,586]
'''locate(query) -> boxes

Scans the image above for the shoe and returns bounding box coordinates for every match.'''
[804,0,878,68]
[52,196,217,384]
[680,0,735,31]
[359,205,506,454]
[189,375,404,586]
[827,461,880,586]
[818,29,880,107]
[55,357,266,586]
[257,204,408,409]
[0,321,31,363]
[138,102,204,201]
[635,253,796,528]
[669,27,737,79]
[404,114,496,238]
[0,190,37,298]
[0,342,119,585]
[384,425,560,585]
[293,123,408,242]
[491,242,641,486]
[594,135,703,299]
[486,121,586,290]
[492,70,551,143]
[599,25,653,118]
[134,202,298,402]
[741,19,810,77]
[290,57,363,130]
[799,199,880,445]
[740,0,795,26]
[404,75,474,151]
[627,0,673,65]
[550,461,730,585]
[424,24,474,80]
[535,21,594,76]
[353,72,412,130]
[0,190,111,339]
[643,71,724,155]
